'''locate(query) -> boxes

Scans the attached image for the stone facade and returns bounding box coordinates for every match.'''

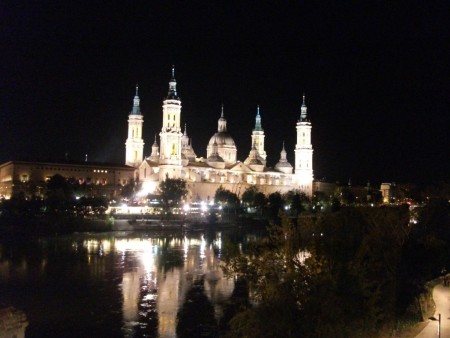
[131,68,315,201]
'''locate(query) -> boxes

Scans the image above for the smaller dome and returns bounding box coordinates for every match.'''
[275,162,293,169]
[247,158,263,165]
[207,154,225,162]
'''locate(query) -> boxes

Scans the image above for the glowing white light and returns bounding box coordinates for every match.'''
[183,236,189,259]
[200,235,206,260]
[183,203,190,212]
[296,250,311,265]
[201,201,207,212]
[137,181,157,197]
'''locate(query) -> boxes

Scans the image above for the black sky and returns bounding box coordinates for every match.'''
[1,1,449,186]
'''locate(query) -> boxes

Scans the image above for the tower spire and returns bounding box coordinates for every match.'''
[167,65,178,99]
[254,105,262,131]
[218,104,227,132]
[300,93,307,121]
[131,84,141,115]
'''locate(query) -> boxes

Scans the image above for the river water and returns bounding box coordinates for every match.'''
[0,227,265,337]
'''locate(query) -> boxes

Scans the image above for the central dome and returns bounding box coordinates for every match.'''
[208,132,235,147]
[206,106,238,165]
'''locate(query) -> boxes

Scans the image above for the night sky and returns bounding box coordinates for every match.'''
[1,2,449,186]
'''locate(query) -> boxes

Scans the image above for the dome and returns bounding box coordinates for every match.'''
[247,158,263,165]
[207,154,225,162]
[208,132,236,147]
[275,161,293,169]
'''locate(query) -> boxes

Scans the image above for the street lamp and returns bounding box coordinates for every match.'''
[429,313,441,338]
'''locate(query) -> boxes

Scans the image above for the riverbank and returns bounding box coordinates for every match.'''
[0,213,269,237]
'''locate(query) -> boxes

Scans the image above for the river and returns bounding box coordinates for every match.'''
[0,226,266,337]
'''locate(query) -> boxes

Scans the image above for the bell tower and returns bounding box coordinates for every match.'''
[159,66,183,178]
[294,94,313,196]
[251,105,267,165]
[125,85,144,167]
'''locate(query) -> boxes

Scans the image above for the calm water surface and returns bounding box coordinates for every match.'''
[0,227,265,337]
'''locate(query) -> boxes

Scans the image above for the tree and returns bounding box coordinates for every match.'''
[268,192,284,223]
[223,207,413,337]
[241,186,258,207]
[284,190,309,216]
[120,178,139,200]
[159,178,188,212]
[340,187,355,205]
[254,192,267,216]
[222,214,307,337]
[214,186,239,207]
[45,174,75,213]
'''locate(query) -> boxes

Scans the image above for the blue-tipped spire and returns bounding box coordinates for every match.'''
[300,93,308,121]
[131,84,141,115]
[167,65,179,99]
[254,105,263,131]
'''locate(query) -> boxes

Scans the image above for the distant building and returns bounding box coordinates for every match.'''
[129,67,314,201]
[313,180,337,198]
[0,160,135,199]
[380,182,397,204]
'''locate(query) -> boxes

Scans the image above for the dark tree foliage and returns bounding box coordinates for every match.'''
[0,193,43,217]
[340,187,356,205]
[214,186,239,207]
[284,190,310,216]
[223,206,423,338]
[45,174,75,213]
[254,192,267,209]
[267,192,284,223]
[399,198,450,316]
[219,277,250,334]
[159,178,188,210]
[120,178,139,199]
[241,186,258,207]
[300,206,410,337]
[222,214,308,336]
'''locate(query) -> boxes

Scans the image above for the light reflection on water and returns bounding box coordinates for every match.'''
[0,229,261,337]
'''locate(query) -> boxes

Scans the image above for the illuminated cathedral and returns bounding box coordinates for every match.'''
[125,68,313,201]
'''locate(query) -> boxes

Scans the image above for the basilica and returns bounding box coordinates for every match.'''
[126,68,313,202]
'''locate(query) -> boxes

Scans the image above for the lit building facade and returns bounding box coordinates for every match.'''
[134,68,314,201]
[0,160,135,199]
